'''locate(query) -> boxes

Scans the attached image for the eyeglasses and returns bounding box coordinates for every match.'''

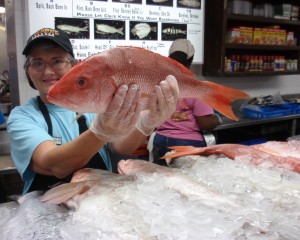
[27,58,73,72]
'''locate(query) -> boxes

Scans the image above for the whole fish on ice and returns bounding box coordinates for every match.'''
[47,46,249,121]
[56,24,89,34]
[95,24,124,35]
[162,142,300,174]
[0,191,69,240]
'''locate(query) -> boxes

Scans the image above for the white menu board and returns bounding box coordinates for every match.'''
[24,0,205,63]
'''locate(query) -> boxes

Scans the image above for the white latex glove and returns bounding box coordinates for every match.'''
[136,75,179,136]
[89,84,143,142]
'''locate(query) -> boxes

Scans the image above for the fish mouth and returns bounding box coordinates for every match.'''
[47,93,79,111]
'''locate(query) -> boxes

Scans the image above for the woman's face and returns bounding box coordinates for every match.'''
[26,44,73,103]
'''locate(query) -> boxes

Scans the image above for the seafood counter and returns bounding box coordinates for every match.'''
[213,94,300,138]
[0,140,299,239]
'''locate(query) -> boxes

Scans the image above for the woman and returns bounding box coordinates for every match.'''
[7,28,179,193]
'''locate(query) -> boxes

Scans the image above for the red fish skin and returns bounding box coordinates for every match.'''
[47,46,249,121]
[163,144,300,174]
[253,141,300,159]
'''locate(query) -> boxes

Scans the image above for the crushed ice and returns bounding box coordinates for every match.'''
[60,155,300,240]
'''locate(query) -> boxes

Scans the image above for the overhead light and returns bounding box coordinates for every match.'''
[0,7,5,13]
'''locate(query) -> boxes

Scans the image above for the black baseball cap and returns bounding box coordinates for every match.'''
[22,28,74,58]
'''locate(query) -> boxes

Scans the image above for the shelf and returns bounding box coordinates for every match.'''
[225,43,300,51]
[203,0,300,77]
[222,71,300,77]
[227,14,300,26]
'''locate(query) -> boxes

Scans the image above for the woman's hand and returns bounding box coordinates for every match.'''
[89,84,143,142]
[136,75,179,136]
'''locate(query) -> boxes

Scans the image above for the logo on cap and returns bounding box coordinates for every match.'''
[31,29,60,40]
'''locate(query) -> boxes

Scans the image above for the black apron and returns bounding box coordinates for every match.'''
[28,96,107,192]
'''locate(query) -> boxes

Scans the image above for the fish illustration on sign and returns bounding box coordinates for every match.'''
[178,0,201,8]
[152,0,169,2]
[47,46,249,121]
[131,23,157,39]
[56,24,89,34]
[162,27,187,35]
[95,24,124,35]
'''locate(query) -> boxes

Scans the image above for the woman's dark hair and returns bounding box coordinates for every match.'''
[169,51,194,69]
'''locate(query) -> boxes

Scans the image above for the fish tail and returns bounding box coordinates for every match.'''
[151,27,157,32]
[118,27,124,35]
[168,146,198,152]
[185,79,249,121]
[40,182,90,205]
[161,146,205,159]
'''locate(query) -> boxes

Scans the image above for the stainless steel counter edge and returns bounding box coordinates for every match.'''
[0,155,16,175]
[215,114,300,130]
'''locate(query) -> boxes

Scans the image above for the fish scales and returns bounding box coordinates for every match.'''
[47,46,249,120]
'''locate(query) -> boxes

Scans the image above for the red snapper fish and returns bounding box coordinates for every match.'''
[161,143,300,174]
[47,46,249,121]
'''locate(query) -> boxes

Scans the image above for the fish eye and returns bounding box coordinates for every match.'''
[76,78,87,88]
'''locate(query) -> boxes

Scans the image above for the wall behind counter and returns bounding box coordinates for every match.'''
[191,65,300,98]
[11,2,300,105]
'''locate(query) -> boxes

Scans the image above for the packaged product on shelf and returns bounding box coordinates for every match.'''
[261,28,270,45]
[266,29,275,45]
[258,56,263,71]
[224,57,232,72]
[286,32,295,45]
[274,56,280,71]
[253,3,274,18]
[291,5,299,20]
[292,59,298,70]
[263,26,286,45]
[240,27,253,44]
[231,55,237,72]
[253,28,263,44]
[286,59,293,71]
[226,28,240,43]
[274,4,292,20]
[244,55,250,71]
[227,0,252,15]
[279,30,286,45]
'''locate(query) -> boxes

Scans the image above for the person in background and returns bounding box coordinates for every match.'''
[7,28,179,194]
[152,39,222,166]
